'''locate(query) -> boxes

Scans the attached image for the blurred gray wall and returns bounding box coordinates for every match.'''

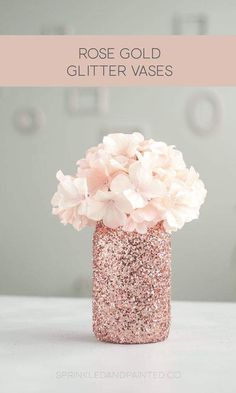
[0,0,236,301]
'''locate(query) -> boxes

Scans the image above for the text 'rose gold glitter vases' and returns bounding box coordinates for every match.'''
[92,221,171,344]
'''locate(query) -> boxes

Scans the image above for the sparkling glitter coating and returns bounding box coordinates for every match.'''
[92,222,171,344]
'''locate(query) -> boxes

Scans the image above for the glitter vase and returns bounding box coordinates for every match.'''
[92,221,171,344]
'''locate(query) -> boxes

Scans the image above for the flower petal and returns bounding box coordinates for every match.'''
[131,204,160,223]
[74,177,88,196]
[86,198,106,221]
[114,193,133,213]
[103,204,126,229]
[110,173,133,193]
[123,189,147,209]
[141,179,166,199]
[94,190,113,202]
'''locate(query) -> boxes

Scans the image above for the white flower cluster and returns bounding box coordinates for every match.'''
[51,132,207,234]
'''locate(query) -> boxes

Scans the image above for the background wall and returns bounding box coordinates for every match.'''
[0,0,236,301]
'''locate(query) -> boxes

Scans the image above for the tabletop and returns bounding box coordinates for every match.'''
[0,296,235,393]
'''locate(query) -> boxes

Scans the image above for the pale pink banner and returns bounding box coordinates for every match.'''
[0,35,236,86]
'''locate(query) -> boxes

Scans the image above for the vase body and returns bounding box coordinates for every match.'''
[92,222,171,344]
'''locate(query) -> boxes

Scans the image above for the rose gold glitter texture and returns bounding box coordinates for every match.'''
[92,222,171,344]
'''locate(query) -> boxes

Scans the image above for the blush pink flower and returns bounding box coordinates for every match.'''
[53,171,87,204]
[86,190,132,229]
[110,162,164,209]
[176,166,207,206]
[152,181,204,232]
[123,203,163,234]
[51,132,207,234]
[103,132,144,157]
[123,216,154,234]
[51,170,89,230]
[138,144,186,179]
[77,147,129,194]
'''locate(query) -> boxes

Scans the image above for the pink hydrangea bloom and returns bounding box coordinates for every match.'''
[51,132,207,234]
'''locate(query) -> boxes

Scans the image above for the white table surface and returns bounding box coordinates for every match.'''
[0,296,235,393]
